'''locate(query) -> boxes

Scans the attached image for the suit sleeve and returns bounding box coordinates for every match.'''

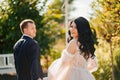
[29,41,43,80]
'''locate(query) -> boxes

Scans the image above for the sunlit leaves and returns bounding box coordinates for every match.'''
[0,0,47,54]
[90,0,120,80]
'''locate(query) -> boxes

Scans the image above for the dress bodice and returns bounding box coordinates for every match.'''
[61,49,98,73]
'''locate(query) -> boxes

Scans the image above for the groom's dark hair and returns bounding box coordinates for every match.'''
[20,19,35,33]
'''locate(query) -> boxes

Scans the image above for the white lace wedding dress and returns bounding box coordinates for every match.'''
[44,48,98,80]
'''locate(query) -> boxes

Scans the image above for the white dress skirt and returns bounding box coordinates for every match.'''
[46,49,98,80]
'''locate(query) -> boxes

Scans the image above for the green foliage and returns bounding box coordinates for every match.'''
[93,40,112,80]
[43,0,64,23]
[90,0,120,79]
[91,0,120,42]
[0,0,58,54]
[41,0,66,55]
[114,45,120,80]
[42,0,74,56]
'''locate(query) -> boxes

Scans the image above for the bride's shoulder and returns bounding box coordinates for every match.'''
[68,39,78,48]
[69,39,78,44]
[66,39,78,54]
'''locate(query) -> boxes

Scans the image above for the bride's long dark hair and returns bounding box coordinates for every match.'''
[68,17,95,60]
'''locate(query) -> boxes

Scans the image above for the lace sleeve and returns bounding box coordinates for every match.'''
[87,56,98,73]
[61,49,75,62]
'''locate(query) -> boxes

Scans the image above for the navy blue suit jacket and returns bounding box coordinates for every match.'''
[13,35,43,80]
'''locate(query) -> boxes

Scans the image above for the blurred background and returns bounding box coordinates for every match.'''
[0,0,120,80]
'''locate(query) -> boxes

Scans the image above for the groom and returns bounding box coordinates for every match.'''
[13,19,43,80]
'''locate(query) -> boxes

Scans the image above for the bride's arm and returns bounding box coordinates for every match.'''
[87,56,98,73]
[61,40,77,61]
[66,39,77,54]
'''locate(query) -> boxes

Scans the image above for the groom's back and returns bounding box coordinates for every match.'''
[13,37,32,80]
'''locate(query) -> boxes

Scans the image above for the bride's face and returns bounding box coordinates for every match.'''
[69,21,78,39]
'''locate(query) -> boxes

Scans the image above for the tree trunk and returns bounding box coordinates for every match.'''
[110,41,114,80]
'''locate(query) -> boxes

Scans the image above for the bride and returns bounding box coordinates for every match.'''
[45,17,98,80]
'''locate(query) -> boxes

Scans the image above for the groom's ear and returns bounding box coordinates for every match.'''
[23,28,28,34]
